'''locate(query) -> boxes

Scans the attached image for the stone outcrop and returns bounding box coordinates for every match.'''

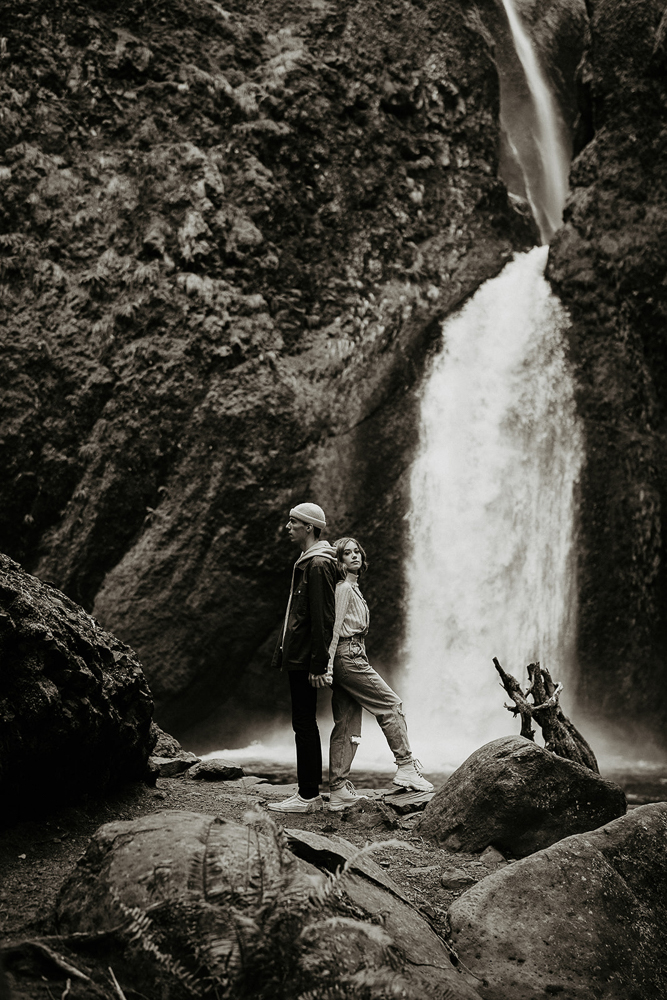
[148,721,200,775]
[187,758,245,781]
[55,810,480,999]
[447,803,667,1000]
[416,736,626,857]
[0,553,153,822]
[547,0,667,743]
[0,0,541,736]
[150,722,198,763]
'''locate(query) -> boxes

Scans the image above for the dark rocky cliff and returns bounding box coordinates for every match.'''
[0,0,538,735]
[548,0,667,744]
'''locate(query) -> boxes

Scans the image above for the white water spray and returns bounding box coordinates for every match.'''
[402,8,581,768]
[500,0,570,243]
[403,248,583,766]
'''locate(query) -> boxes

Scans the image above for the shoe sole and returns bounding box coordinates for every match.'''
[267,803,323,813]
[328,796,368,813]
[392,778,434,793]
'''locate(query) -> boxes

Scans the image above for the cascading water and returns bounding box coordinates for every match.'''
[402,3,583,767]
[499,0,571,244]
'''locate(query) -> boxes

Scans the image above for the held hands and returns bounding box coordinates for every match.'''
[309,666,334,689]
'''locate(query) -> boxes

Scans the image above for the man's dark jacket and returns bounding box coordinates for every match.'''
[272,550,337,674]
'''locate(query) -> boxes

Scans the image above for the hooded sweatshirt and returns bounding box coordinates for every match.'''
[272,540,338,674]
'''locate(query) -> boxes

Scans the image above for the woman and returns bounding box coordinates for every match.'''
[323,536,434,812]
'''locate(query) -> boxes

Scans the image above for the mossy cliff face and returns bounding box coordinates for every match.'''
[547,0,667,742]
[0,0,539,733]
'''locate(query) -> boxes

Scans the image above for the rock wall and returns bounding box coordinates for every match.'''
[547,0,667,744]
[0,553,153,822]
[0,0,538,735]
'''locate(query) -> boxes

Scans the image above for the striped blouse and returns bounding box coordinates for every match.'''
[339,581,370,637]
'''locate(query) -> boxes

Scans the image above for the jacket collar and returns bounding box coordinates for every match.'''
[294,540,337,567]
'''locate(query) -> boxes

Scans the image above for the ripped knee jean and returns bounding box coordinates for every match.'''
[328,636,412,790]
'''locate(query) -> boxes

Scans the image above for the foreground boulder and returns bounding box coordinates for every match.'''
[0,554,153,822]
[56,810,481,999]
[417,736,626,857]
[447,803,667,1000]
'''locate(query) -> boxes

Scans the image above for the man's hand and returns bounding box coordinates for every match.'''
[309,669,333,689]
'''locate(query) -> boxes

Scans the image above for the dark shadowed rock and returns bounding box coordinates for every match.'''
[149,756,195,777]
[187,758,245,781]
[0,553,153,822]
[417,736,626,857]
[149,722,199,763]
[547,0,667,743]
[448,803,667,1000]
[148,722,200,776]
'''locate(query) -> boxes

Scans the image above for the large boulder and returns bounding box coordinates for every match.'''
[284,827,483,999]
[56,810,481,999]
[417,736,626,857]
[0,553,153,822]
[447,803,667,1000]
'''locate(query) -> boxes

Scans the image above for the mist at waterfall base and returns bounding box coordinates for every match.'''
[194,249,665,781]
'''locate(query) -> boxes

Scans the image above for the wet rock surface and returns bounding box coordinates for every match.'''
[548,0,667,743]
[416,735,627,857]
[0,552,153,823]
[448,803,667,1000]
[0,0,539,737]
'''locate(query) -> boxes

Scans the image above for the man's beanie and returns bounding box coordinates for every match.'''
[290,502,327,529]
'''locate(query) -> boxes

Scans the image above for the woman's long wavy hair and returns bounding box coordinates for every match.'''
[333,537,369,580]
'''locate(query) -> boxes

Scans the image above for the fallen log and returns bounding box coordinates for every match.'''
[493,658,599,773]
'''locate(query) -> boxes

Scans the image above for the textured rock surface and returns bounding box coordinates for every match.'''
[55,810,481,998]
[0,0,541,737]
[448,803,667,1000]
[0,552,153,822]
[187,758,245,780]
[417,736,626,857]
[547,0,667,742]
[150,722,199,763]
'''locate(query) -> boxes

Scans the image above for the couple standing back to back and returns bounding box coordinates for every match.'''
[268,501,433,814]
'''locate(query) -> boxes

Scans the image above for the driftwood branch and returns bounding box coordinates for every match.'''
[493,658,599,773]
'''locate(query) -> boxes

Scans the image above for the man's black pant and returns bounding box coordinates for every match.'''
[288,670,322,796]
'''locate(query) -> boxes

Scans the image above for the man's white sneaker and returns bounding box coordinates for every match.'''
[393,759,434,793]
[267,792,323,813]
[328,781,368,812]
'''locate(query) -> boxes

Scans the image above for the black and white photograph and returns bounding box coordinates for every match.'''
[1,0,666,997]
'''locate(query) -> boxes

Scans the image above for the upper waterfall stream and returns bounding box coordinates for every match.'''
[500,0,569,243]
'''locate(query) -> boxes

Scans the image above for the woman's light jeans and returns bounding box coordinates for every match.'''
[329,636,412,790]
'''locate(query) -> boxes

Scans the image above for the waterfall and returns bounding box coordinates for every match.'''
[402,7,582,768]
[500,0,570,243]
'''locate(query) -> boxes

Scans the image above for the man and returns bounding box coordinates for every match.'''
[268,502,337,813]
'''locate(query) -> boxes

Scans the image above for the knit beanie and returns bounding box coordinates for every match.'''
[290,502,327,529]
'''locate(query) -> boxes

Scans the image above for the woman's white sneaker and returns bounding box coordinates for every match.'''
[329,781,368,812]
[393,759,434,792]
[267,792,323,813]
